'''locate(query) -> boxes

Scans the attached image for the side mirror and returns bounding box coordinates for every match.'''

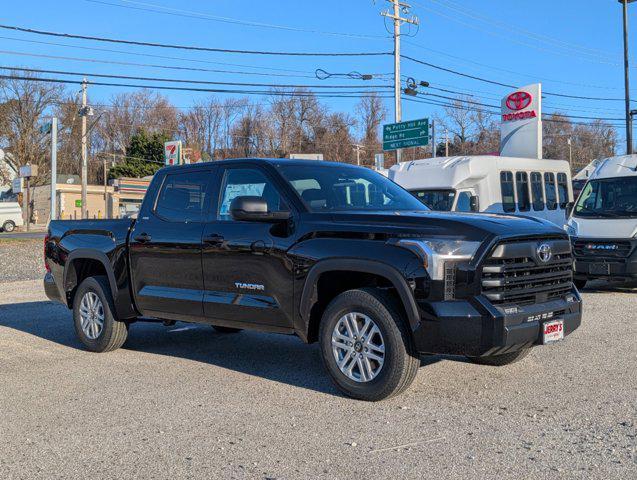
[230,196,290,223]
[565,201,574,218]
[470,195,480,212]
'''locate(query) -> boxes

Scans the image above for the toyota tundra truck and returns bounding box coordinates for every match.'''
[44,159,582,401]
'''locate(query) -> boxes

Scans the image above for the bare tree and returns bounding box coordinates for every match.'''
[97,90,178,156]
[355,93,387,165]
[0,73,63,185]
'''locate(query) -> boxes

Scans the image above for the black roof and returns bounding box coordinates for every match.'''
[158,157,359,173]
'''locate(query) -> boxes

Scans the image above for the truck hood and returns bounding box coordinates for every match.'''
[327,210,565,240]
[568,217,637,239]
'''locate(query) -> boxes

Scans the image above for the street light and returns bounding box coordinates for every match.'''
[619,0,636,154]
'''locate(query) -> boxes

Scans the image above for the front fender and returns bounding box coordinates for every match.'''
[299,258,421,334]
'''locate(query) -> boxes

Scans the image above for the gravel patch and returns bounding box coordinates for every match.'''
[0,280,635,479]
[0,239,44,283]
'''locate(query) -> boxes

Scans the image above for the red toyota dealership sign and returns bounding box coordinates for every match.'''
[502,90,537,122]
[505,91,532,111]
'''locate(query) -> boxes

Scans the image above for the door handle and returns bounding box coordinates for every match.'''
[203,234,224,245]
[134,233,152,243]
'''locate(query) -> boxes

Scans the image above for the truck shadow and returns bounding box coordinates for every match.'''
[580,280,637,293]
[0,301,447,397]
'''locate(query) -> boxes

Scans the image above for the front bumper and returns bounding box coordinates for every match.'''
[571,237,637,281]
[413,290,582,357]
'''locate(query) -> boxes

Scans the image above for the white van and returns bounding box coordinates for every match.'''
[566,155,637,288]
[389,155,574,226]
[0,202,24,232]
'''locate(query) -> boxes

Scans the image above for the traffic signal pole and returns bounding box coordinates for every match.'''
[381,1,418,163]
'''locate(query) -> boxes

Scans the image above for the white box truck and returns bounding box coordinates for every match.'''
[389,155,574,226]
[566,155,637,288]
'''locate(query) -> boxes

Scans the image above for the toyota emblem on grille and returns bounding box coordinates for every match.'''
[537,243,552,263]
[505,91,532,111]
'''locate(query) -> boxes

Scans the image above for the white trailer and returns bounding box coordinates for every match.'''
[389,155,574,226]
[0,202,24,232]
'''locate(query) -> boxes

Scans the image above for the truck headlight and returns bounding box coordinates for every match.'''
[395,239,481,280]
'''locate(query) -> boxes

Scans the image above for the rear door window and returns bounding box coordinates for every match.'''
[531,172,545,211]
[515,172,530,212]
[545,172,557,210]
[557,173,569,209]
[154,170,210,222]
[500,171,515,212]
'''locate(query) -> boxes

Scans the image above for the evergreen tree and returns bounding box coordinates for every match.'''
[109,129,170,179]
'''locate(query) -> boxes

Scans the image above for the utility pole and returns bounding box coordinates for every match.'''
[620,0,636,154]
[80,78,88,219]
[567,137,572,165]
[431,120,436,158]
[381,0,418,163]
[352,144,364,166]
[444,129,449,157]
[50,117,58,221]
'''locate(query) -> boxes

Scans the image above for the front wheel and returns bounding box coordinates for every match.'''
[2,220,15,233]
[73,276,128,352]
[467,348,530,366]
[319,288,420,401]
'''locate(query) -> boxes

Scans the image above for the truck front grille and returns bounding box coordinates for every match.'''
[481,237,573,306]
[573,240,633,259]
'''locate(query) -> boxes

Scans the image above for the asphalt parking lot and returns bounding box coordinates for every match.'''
[1,239,635,479]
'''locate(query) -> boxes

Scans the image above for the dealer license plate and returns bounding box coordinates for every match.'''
[589,263,610,275]
[543,319,564,344]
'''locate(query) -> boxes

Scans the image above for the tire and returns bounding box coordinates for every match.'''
[73,276,128,352]
[574,278,587,290]
[211,325,242,334]
[467,348,530,366]
[318,288,420,401]
[2,220,15,233]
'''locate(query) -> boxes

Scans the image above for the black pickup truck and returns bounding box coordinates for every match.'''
[44,159,582,400]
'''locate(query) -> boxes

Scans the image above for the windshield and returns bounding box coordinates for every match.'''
[574,176,637,218]
[410,189,455,211]
[277,164,428,212]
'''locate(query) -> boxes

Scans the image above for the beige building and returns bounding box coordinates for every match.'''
[30,177,150,223]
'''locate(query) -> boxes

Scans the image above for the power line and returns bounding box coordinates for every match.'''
[0,48,323,79]
[84,0,388,40]
[421,0,620,61]
[411,0,623,67]
[402,55,637,102]
[0,66,392,90]
[0,24,391,56]
[402,39,631,92]
[0,73,394,98]
[0,35,322,76]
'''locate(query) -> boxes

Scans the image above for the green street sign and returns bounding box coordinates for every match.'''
[383,118,429,151]
[75,199,82,208]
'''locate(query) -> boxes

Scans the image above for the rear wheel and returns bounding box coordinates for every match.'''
[574,278,587,290]
[73,276,128,352]
[2,220,15,233]
[467,348,530,366]
[319,288,419,401]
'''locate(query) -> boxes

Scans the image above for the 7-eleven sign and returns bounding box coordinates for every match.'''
[164,140,182,166]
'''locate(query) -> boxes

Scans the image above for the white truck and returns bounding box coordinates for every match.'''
[0,202,24,232]
[389,155,574,226]
[566,155,637,288]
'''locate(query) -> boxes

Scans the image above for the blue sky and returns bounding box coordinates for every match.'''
[1,0,636,149]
